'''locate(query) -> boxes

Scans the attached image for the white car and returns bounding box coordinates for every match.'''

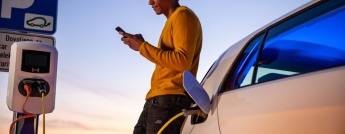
[182,0,345,133]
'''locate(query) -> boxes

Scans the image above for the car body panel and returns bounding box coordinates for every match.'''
[218,66,345,133]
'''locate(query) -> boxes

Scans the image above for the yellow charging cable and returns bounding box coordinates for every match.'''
[42,92,45,134]
[157,111,184,134]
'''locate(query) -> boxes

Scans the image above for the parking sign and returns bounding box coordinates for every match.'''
[0,0,58,34]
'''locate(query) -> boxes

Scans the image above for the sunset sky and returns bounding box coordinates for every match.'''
[0,0,310,133]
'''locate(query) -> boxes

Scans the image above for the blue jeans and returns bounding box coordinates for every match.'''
[133,95,192,134]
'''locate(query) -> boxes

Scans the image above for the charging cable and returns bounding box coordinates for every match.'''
[37,81,47,134]
[9,84,36,134]
[157,108,207,134]
[157,111,184,134]
[41,92,45,134]
[37,82,47,134]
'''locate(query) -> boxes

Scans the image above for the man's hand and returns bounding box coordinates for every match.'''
[120,32,145,51]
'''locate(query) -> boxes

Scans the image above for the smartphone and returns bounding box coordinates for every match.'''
[116,26,127,38]
[116,26,125,33]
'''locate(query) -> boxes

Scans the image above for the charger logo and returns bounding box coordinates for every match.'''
[0,0,57,34]
[24,13,54,31]
[32,68,39,73]
[26,17,51,28]
[1,0,35,19]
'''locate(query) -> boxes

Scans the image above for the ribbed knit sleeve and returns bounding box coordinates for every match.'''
[139,9,201,72]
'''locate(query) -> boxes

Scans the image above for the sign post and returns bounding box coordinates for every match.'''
[1,0,58,133]
[1,30,55,134]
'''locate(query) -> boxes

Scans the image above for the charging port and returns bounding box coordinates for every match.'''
[18,79,50,97]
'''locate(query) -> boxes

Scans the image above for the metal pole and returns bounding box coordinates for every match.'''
[12,112,39,134]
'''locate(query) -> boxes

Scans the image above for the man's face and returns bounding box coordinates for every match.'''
[148,0,173,15]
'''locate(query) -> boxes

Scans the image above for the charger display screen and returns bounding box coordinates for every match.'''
[21,50,51,73]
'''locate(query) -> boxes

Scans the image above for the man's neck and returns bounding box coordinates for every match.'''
[164,4,180,18]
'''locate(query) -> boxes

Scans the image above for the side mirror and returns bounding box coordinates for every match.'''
[182,71,210,124]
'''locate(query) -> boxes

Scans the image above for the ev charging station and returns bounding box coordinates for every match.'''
[7,42,58,113]
[7,42,58,134]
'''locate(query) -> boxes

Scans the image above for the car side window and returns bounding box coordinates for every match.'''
[223,34,264,90]
[255,3,345,83]
[222,1,345,91]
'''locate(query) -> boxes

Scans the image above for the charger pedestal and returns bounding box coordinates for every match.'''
[6,42,57,134]
[12,112,39,134]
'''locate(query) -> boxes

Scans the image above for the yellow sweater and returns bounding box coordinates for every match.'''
[139,6,203,100]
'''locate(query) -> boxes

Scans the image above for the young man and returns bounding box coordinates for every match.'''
[119,0,202,133]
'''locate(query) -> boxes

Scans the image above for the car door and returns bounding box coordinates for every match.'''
[217,1,345,133]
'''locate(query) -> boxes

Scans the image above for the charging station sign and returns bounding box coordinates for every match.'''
[0,30,55,72]
[0,0,58,34]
